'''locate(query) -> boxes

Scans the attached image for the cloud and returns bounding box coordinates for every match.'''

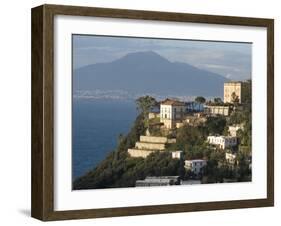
[72,35,252,80]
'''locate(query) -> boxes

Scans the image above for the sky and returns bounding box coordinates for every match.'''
[73,35,252,81]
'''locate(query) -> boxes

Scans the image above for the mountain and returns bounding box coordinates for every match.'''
[73,51,228,97]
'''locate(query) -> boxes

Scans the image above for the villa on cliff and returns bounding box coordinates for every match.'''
[159,98,206,129]
[160,99,186,129]
[127,98,200,159]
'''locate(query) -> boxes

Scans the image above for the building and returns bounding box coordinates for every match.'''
[160,99,186,129]
[128,135,176,158]
[171,150,183,159]
[194,112,205,118]
[135,176,180,187]
[225,152,237,164]
[176,122,184,128]
[184,159,207,175]
[228,124,244,137]
[186,101,204,112]
[148,112,160,119]
[207,135,237,149]
[204,105,230,116]
[148,106,160,119]
[185,115,207,126]
[181,180,202,185]
[224,81,249,104]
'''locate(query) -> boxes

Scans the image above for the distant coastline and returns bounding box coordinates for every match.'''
[73,89,219,102]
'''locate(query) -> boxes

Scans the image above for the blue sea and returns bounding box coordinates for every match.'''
[72,99,137,179]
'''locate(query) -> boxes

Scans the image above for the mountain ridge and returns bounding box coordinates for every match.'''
[74,51,228,97]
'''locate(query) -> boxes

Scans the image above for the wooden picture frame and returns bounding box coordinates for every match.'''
[31,4,274,221]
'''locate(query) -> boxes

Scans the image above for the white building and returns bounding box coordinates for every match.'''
[228,124,244,137]
[207,135,237,149]
[184,159,207,175]
[225,152,237,164]
[171,150,183,159]
[160,99,186,129]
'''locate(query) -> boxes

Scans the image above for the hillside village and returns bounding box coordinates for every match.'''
[127,81,252,186]
[73,80,252,190]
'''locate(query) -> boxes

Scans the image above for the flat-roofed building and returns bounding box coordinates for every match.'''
[204,105,230,116]
[228,124,244,137]
[225,152,237,164]
[171,150,183,159]
[207,135,237,149]
[181,180,202,185]
[224,81,250,104]
[184,159,207,175]
[135,176,180,187]
[148,106,160,119]
[148,112,160,119]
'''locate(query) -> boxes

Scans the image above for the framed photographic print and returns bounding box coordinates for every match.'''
[31,4,274,221]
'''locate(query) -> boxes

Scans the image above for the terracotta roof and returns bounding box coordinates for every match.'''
[160,98,185,106]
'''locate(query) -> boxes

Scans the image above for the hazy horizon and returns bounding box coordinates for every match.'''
[73,35,252,81]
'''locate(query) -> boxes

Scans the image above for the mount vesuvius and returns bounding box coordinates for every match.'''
[73,51,228,97]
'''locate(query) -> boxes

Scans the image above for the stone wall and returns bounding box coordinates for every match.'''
[135,142,166,150]
[160,118,173,129]
[140,135,168,143]
[128,149,156,158]
[128,136,176,158]
[167,138,176,144]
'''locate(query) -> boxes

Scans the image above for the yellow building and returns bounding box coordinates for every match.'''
[204,105,230,116]
[224,81,249,104]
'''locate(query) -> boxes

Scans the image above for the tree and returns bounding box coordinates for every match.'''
[136,96,157,116]
[205,116,226,135]
[236,153,251,182]
[228,111,245,125]
[136,96,157,129]
[243,80,252,104]
[214,97,223,104]
[231,92,240,105]
[243,80,252,113]
[195,96,206,104]
[176,125,206,148]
